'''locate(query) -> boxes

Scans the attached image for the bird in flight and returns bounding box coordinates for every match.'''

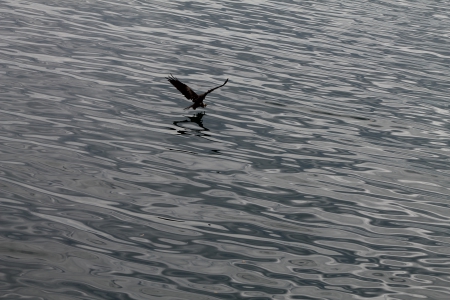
[166,74,228,110]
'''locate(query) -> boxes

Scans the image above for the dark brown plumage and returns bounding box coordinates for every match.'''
[166,74,228,110]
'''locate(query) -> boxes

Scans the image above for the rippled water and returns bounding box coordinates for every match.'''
[1,0,450,299]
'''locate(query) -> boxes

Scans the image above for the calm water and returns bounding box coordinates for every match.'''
[1,0,450,299]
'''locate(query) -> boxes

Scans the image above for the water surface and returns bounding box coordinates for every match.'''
[1,0,450,299]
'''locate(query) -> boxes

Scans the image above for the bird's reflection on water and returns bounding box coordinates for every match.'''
[171,112,221,155]
[173,112,209,136]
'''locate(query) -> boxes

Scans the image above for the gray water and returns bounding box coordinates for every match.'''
[1,0,450,299]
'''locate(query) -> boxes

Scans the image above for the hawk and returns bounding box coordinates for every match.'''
[166,74,228,110]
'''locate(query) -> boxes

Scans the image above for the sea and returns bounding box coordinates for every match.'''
[1,0,450,299]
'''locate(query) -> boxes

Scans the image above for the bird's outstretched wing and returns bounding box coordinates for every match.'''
[206,78,229,95]
[166,74,198,101]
